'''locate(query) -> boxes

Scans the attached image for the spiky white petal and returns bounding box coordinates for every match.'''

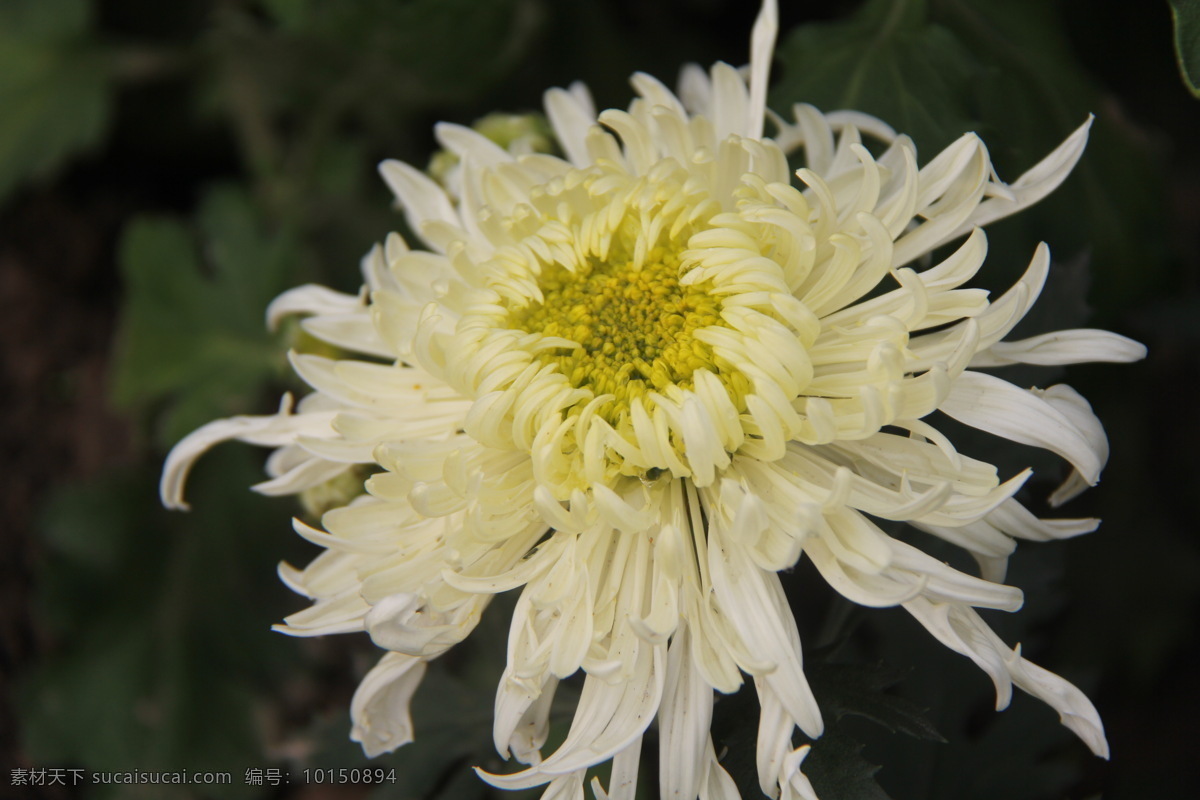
[350,652,427,758]
[162,0,1141,796]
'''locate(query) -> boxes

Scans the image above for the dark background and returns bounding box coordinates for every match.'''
[3,1,1197,798]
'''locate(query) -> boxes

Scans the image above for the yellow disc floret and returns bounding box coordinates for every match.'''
[508,245,734,423]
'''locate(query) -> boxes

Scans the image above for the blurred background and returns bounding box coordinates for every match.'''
[3,0,1198,798]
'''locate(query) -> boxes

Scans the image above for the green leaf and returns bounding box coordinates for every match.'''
[260,0,312,30]
[807,662,946,744]
[771,0,982,155]
[0,0,111,202]
[111,185,305,446]
[249,0,534,141]
[931,0,1169,312]
[797,660,945,799]
[930,696,1080,800]
[312,0,530,97]
[772,0,1170,316]
[0,0,89,40]
[22,451,309,798]
[710,671,906,800]
[803,731,893,800]
[1170,0,1200,97]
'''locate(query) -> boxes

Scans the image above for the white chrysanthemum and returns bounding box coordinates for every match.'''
[162,2,1144,797]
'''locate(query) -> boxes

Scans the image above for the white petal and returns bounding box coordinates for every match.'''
[677,63,712,116]
[987,498,1099,542]
[707,521,823,737]
[903,597,1013,708]
[1037,384,1110,506]
[631,71,688,119]
[160,395,337,510]
[274,588,368,636]
[592,736,642,800]
[658,624,712,800]
[944,116,1093,245]
[785,103,835,174]
[698,738,743,800]
[266,284,362,330]
[939,371,1106,485]
[378,159,462,249]
[1005,647,1109,759]
[481,644,666,789]
[364,592,484,657]
[302,313,394,358]
[350,652,427,757]
[710,62,749,143]
[779,746,820,800]
[505,678,558,765]
[971,329,1147,368]
[904,599,1109,759]
[435,121,513,169]
[747,0,778,141]
[252,456,350,496]
[545,86,598,168]
[541,772,586,800]
[754,679,793,798]
[825,109,896,144]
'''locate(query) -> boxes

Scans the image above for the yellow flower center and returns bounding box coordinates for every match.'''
[508,245,737,423]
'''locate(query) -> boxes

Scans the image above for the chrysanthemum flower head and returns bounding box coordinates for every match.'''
[162,1,1145,797]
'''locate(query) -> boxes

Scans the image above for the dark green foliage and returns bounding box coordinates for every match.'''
[806,663,946,745]
[1170,0,1200,96]
[0,0,111,202]
[21,451,306,799]
[771,0,981,157]
[773,0,1168,315]
[802,731,893,800]
[111,187,304,447]
[8,1,1196,799]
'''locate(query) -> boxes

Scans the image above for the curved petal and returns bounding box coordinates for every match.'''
[350,652,427,757]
